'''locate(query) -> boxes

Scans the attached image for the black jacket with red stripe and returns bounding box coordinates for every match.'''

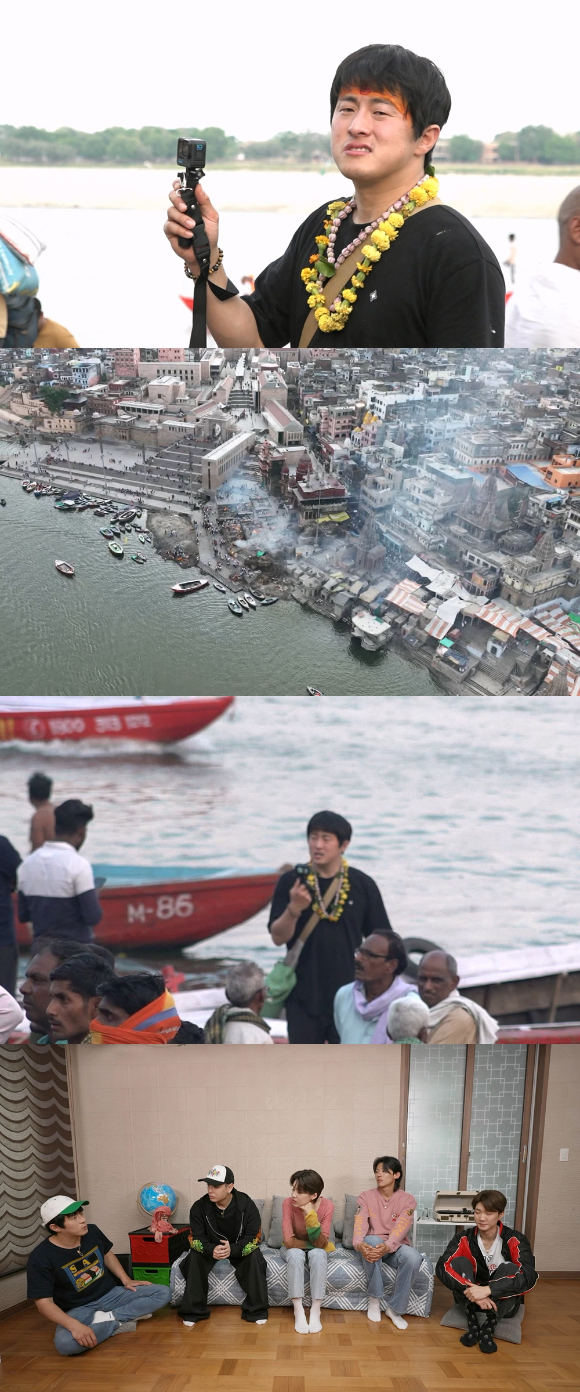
[435,1222,538,1302]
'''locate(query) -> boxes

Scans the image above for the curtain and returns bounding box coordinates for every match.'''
[0,1046,76,1275]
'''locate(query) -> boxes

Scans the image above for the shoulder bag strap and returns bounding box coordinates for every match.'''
[285,871,342,970]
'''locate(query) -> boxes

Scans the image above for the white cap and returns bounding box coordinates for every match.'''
[198,1164,233,1185]
[40,1196,88,1226]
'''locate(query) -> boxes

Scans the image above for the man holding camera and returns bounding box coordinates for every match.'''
[164,43,504,348]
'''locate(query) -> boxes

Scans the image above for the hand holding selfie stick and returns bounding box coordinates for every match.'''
[176,138,212,347]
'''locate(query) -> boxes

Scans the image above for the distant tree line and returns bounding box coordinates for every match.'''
[0,122,579,166]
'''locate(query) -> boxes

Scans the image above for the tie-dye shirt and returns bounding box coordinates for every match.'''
[353,1189,416,1251]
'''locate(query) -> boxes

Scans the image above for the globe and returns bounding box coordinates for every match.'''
[138,1183,178,1218]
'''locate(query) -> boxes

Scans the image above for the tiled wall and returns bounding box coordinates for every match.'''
[404,1045,466,1261]
[67,1046,403,1249]
[534,1046,580,1271]
[467,1044,527,1225]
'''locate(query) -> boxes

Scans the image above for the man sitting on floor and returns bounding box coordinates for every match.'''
[27,1196,170,1356]
[354,1156,421,1329]
[334,931,416,1042]
[436,1189,538,1354]
[386,994,430,1043]
[45,953,116,1045]
[204,962,274,1044]
[178,1165,268,1327]
[20,938,115,1043]
[90,971,203,1044]
[282,1169,335,1334]
[417,951,498,1043]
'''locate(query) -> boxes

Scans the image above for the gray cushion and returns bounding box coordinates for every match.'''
[341,1194,359,1249]
[267,1196,335,1249]
[440,1301,524,1344]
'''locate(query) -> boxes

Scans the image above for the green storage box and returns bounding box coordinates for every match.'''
[131,1263,171,1286]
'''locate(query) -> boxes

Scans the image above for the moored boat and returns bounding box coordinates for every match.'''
[0,498,6,507]
[131,553,146,564]
[0,695,234,744]
[228,599,244,616]
[238,595,249,610]
[172,578,210,595]
[100,527,115,538]
[261,596,279,605]
[55,560,75,576]
[214,582,227,593]
[244,593,257,608]
[108,541,124,556]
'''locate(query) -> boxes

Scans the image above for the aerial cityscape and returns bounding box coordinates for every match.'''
[1,345,580,696]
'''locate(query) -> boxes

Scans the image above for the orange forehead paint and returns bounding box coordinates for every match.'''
[338,88,408,117]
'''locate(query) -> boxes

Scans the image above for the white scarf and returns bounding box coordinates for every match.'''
[352,978,418,1044]
[427,990,498,1043]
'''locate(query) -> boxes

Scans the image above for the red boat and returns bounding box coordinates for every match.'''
[15,871,279,951]
[0,696,233,744]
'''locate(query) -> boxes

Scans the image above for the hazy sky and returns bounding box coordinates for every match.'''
[3,0,578,142]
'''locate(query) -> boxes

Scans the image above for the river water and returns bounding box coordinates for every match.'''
[0,477,436,696]
[1,168,571,344]
[1,697,578,983]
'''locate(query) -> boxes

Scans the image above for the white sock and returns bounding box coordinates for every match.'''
[92,1309,116,1324]
[182,1320,197,1327]
[309,1299,322,1333]
[367,1297,381,1323]
[255,1319,267,1325]
[292,1298,309,1334]
[385,1304,407,1330]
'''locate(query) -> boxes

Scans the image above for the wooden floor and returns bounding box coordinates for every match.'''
[2,1282,580,1392]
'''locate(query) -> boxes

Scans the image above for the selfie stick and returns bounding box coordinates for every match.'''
[177,164,211,348]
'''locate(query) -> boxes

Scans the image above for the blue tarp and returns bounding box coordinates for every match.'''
[506,465,555,491]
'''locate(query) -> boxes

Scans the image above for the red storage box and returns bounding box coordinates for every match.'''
[129,1225,190,1266]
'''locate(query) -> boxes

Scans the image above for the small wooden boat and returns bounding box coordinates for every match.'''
[94,509,106,517]
[214,582,227,593]
[244,593,257,609]
[108,541,124,556]
[172,578,209,595]
[238,595,249,611]
[307,687,323,696]
[100,527,115,538]
[261,596,279,605]
[138,533,147,543]
[55,560,75,577]
[131,553,146,564]
[228,599,244,616]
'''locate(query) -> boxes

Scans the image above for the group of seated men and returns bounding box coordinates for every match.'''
[28,1157,537,1357]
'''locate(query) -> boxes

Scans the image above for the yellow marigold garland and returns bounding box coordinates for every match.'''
[305,858,350,922]
[301,174,439,332]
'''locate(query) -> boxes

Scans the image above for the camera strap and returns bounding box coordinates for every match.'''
[188,202,212,349]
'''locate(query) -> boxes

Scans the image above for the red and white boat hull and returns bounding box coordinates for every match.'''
[0,696,233,744]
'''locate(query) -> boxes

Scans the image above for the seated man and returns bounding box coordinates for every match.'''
[417,951,498,1043]
[386,995,430,1043]
[269,810,392,1043]
[436,1188,538,1355]
[46,953,116,1045]
[89,971,199,1044]
[334,932,415,1043]
[27,1196,170,1356]
[20,938,115,1043]
[17,799,102,944]
[205,962,274,1044]
[354,1156,421,1329]
[178,1165,268,1326]
[281,1169,335,1334]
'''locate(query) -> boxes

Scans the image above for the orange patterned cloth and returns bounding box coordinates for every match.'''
[89,990,181,1044]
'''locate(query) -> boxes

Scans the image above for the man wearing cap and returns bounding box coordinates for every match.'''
[179,1166,268,1325]
[27,1197,170,1355]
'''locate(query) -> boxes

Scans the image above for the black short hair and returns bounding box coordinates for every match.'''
[373,1156,403,1188]
[473,1189,507,1216]
[54,799,95,837]
[45,1213,68,1233]
[96,972,165,1016]
[50,953,115,1001]
[330,44,451,170]
[307,810,352,844]
[33,938,115,971]
[28,772,52,802]
[371,930,407,977]
[290,1169,324,1198]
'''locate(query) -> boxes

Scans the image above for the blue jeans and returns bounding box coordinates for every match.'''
[360,1237,423,1315]
[54,1283,170,1355]
[281,1246,328,1300]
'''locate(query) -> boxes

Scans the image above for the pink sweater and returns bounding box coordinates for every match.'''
[282,1196,335,1250]
[353,1189,416,1252]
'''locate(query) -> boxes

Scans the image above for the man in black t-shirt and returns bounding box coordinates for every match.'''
[164,44,504,348]
[269,810,392,1043]
[179,1165,268,1325]
[27,1196,170,1355]
[0,834,21,996]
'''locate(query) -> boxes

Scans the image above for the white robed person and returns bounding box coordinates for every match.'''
[417,950,498,1044]
[334,931,419,1044]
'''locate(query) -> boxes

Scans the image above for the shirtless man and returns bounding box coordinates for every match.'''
[28,773,56,850]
